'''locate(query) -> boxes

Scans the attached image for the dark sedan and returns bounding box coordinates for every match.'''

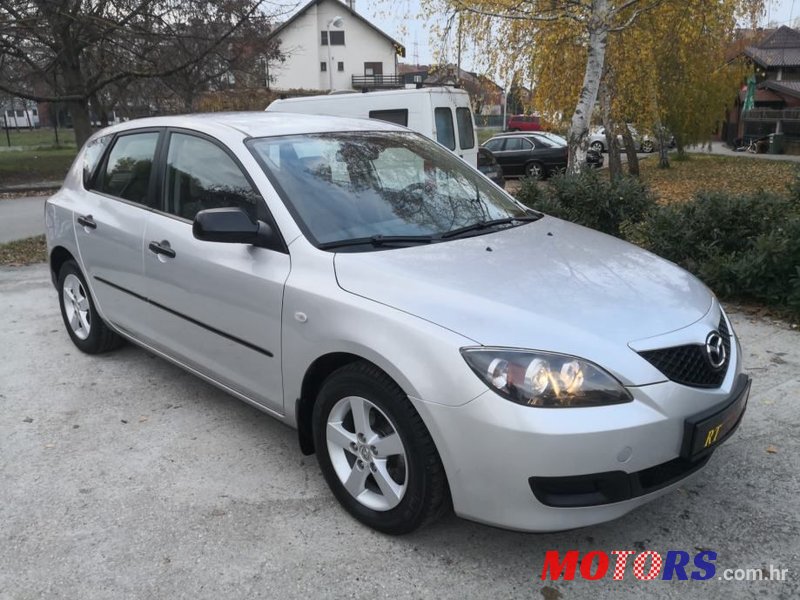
[477,147,505,188]
[483,133,603,179]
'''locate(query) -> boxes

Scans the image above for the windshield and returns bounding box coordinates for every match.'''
[248,131,532,248]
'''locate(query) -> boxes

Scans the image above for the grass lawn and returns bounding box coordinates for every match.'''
[640,154,797,203]
[0,147,77,186]
[0,235,47,266]
[1,127,76,148]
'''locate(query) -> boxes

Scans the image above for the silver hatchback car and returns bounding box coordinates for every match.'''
[45,113,750,534]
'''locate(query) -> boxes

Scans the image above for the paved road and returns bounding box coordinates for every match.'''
[0,195,47,243]
[1,264,798,599]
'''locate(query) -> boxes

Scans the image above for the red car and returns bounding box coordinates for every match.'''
[506,114,542,132]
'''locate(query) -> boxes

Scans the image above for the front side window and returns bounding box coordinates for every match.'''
[483,138,504,152]
[94,132,159,206]
[434,107,455,150]
[248,131,531,248]
[164,133,262,222]
[503,138,532,151]
[456,107,475,150]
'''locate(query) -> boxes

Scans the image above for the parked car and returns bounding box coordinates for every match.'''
[533,132,604,169]
[477,147,505,188]
[506,114,542,132]
[483,132,602,178]
[46,113,749,535]
[589,126,670,153]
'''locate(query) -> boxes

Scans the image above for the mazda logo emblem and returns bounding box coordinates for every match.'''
[705,331,727,369]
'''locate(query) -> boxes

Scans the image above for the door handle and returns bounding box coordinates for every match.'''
[148,240,176,259]
[77,214,96,229]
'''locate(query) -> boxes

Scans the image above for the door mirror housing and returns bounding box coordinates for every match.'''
[193,207,281,250]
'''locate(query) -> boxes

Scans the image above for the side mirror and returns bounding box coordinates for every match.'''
[193,207,280,250]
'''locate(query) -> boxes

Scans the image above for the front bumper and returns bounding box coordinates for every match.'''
[410,371,749,532]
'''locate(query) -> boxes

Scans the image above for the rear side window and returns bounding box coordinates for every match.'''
[456,107,475,150]
[164,133,262,222]
[94,132,159,206]
[368,109,409,127]
[434,107,455,150]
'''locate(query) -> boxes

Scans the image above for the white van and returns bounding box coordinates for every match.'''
[265,87,478,167]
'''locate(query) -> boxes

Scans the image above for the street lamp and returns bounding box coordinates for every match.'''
[327,16,343,91]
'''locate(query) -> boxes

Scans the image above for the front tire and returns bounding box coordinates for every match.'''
[641,140,655,153]
[57,260,123,354]
[312,362,449,534]
[590,141,605,153]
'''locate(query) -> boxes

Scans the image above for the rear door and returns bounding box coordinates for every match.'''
[142,130,289,414]
[75,129,161,336]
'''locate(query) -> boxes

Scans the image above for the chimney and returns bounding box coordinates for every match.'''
[347,0,355,11]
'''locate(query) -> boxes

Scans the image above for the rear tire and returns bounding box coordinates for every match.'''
[57,260,123,354]
[590,141,605,153]
[312,362,450,534]
[641,140,655,153]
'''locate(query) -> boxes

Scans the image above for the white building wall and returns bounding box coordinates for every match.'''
[270,0,399,91]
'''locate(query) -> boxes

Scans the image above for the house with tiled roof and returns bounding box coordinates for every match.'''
[725,26,800,151]
[267,0,405,92]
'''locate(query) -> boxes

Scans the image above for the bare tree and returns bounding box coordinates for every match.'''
[0,0,291,146]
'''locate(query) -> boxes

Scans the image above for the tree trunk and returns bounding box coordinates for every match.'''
[566,1,609,175]
[676,136,687,159]
[621,123,640,177]
[69,100,93,148]
[598,73,622,180]
[656,124,670,169]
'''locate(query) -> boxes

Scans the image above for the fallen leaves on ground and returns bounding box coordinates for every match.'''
[766,445,779,454]
[0,235,47,266]
[640,155,797,203]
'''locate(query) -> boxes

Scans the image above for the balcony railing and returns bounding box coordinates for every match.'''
[744,108,800,122]
[351,75,404,90]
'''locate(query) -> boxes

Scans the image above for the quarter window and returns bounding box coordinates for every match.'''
[94,132,159,206]
[164,133,262,222]
[434,107,455,150]
[456,107,475,150]
[82,135,112,188]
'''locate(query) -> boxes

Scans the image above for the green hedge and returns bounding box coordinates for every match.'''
[517,171,800,317]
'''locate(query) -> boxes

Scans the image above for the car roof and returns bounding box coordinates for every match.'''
[90,111,405,141]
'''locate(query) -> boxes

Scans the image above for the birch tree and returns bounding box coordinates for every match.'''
[435,0,662,173]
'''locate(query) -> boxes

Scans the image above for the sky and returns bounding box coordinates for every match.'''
[286,0,800,74]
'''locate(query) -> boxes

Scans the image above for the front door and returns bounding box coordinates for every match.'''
[143,131,289,414]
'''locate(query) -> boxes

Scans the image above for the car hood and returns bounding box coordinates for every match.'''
[333,217,713,384]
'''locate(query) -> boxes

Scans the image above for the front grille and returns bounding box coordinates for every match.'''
[638,317,731,388]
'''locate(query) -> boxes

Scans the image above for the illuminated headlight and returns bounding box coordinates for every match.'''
[461,348,632,408]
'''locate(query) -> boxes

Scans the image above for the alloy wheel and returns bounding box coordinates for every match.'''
[326,395,408,511]
[62,273,91,340]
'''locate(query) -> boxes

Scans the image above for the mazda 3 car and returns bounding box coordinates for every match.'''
[45,113,750,534]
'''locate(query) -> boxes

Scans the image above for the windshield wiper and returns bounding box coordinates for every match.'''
[318,234,435,250]
[440,214,543,240]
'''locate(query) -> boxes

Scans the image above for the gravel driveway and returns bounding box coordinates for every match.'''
[1,264,798,599]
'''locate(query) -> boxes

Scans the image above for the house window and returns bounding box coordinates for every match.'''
[337,62,344,72]
[320,62,327,72]
[321,31,345,45]
[364,62,383,76]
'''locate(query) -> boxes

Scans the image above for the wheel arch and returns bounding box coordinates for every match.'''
[295,351,420,456]
[49,245,76,288]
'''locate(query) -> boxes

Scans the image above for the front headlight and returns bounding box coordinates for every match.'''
[460,348,632,408]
